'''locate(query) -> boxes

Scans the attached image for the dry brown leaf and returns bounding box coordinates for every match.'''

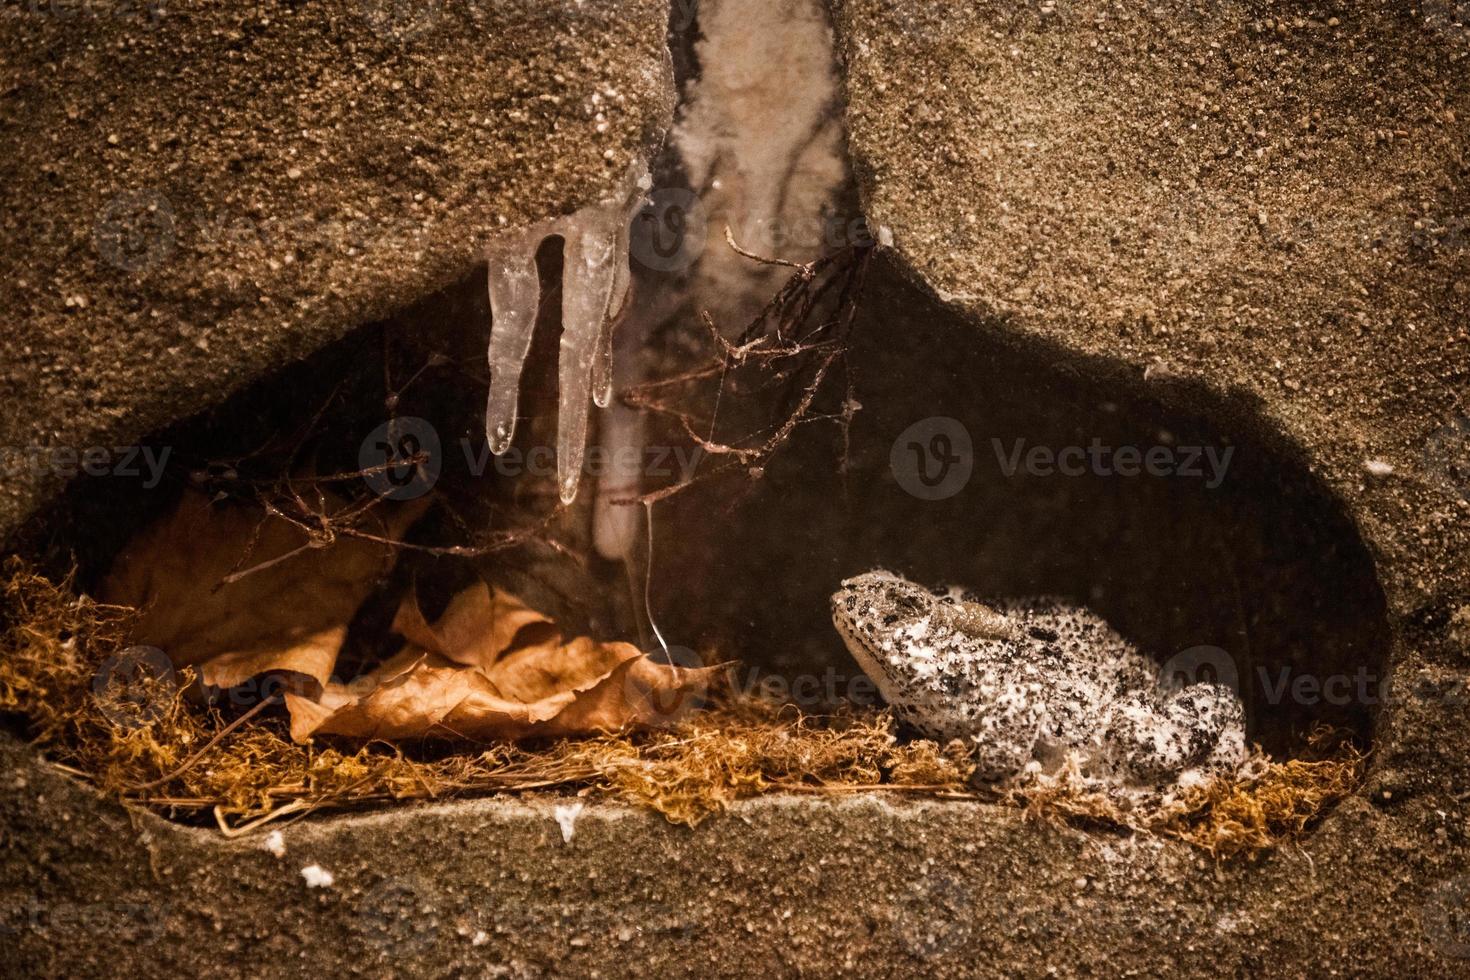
[101,488,426,693]
[389,583,557,668]
[286,582,718,743]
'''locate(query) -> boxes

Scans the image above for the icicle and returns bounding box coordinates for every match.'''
[484,227,542,454]
[591,312,617,411]
[484,160,648,502]
[556,216,620,504]
[593,192,635,410]
[593,383,644,560]
[593,232,650,560]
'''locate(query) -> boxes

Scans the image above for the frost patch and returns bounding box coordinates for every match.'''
[554,801,586,844]
[300,864,334,889]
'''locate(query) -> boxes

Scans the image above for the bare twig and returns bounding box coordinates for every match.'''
[623,243,873,505]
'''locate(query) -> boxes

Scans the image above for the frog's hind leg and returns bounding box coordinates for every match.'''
[1175,684,1247,774]
[1104,684,1246,783]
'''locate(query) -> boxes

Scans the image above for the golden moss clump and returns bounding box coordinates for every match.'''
[1001,734,1363,858]
[0,559,968,831]
[1161,734,1364,856]
[0,560,1360,854]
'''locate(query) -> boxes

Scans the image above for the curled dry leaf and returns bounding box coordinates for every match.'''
[101,488,426,693]
[389,581,558,670]
[285,581,719,743]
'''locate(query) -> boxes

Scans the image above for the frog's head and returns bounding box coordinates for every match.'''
[832,569,934,640]
[831,571,1021,693]
[831,570,935,700]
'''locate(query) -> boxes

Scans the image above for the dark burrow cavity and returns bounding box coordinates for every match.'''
[654,258,1392,758]
[24,251,1390,766]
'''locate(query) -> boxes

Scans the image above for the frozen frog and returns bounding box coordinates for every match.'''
[831,570,1247,784]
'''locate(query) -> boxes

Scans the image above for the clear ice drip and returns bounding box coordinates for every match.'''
[593,207,634,410]
[484,161,648,504]
[556,217,619,504]
[484,229,542,455]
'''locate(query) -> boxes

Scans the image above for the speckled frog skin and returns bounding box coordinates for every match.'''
[832,571,1247,784]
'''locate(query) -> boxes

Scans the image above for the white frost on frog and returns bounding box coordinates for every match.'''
[484,160,649,504]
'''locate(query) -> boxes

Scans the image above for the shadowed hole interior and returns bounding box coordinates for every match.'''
[654,259,1391,757]
[23,252,1390,768]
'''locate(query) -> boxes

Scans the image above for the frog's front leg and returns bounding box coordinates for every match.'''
[964,674,1049,780]
[1103,684,1245,782]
